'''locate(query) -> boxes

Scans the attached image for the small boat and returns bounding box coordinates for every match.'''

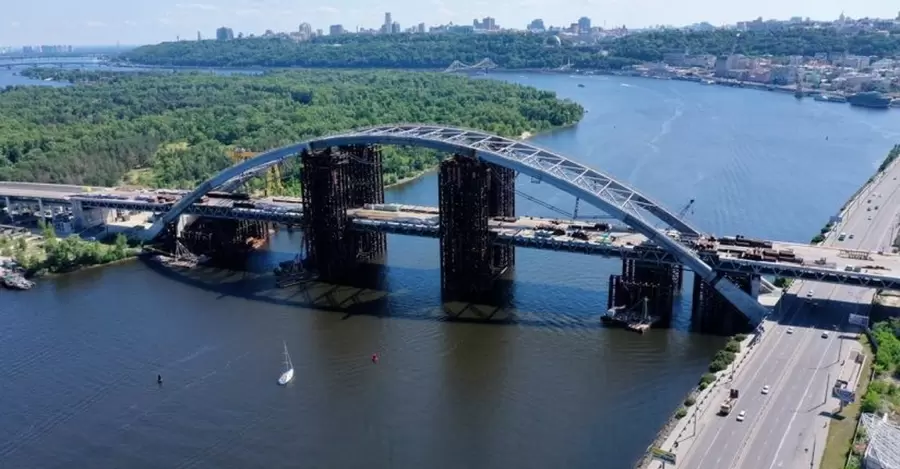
[277,341,294,386]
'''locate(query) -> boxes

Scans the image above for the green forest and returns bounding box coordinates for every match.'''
[121,28,900,70]
[0,69,583,189]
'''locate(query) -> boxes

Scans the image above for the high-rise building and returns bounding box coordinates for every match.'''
[473,17,496,30]
[330,24,345,36]
[417,22,426,33]
[197,31,202,41]
[578,16,591,34]
[391,22,401,34]
[384,12,392,33]
[528,19,545,32]
[216,27,234,41]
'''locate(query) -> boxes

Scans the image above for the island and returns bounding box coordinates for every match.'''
[2,69,584,189]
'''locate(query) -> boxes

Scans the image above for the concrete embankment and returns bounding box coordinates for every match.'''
[633,330,762,469]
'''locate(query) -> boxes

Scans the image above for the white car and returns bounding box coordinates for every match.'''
[806,290,814,298]
[787,327,794,334]
[822,331,830,339]
[736,410,746,422]
[762,385,770,395]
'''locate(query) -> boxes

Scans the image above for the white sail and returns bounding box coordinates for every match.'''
[278,341,294,385]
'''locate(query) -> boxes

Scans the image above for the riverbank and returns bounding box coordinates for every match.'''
[0,225,140,282]
[104,58,899,111]
[813,144,900,246]
[634,333,759,469]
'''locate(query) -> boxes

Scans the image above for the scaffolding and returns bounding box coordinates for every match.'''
[691,272,753,335]
[862,413,900,469]
[608,259,682,326]
[299,145,385,284]
[231,148,284,196]
[488,163,515,274]
[439,155,492,300]
[179,217,267,262]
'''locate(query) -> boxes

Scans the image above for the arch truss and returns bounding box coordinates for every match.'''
[148,124,769,324]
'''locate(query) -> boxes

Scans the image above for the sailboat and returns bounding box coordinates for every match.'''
[277,341,294,386]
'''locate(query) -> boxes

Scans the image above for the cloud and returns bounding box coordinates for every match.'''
[9,21,20,28]
[123,20,138,26]
[316,6,339,14]
[158,17,176,26]
[236,8,261,16]
[86,21,107,28]
[175,3,218,10]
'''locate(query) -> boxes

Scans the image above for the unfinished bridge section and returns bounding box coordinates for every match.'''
[607,260,683,326]
[691,272,758,334]
[439,155,516,301]
[300,145,386,284]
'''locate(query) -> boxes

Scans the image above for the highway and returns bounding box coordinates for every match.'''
[674,157,900,469]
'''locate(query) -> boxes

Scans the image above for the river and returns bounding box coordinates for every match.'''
[1,66,900,469]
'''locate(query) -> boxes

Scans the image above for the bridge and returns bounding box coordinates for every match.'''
[444,58,498,73]
[0,124,893,332]
[0,57,110,68]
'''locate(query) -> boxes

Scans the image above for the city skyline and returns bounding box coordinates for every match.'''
[1,0,898,46]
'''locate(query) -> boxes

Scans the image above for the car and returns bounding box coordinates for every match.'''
[807,289,814,298]
[787,327,794,334]
[849,234,855,239]
[736,410,746,422]
[869,216,873,220]
[762,385,770,394]
[822,331,830,339]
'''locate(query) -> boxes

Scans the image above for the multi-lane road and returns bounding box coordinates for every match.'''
[675,158,900,469]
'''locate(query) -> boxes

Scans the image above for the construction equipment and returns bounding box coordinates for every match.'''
[677,199,695,218]
[230,148,283,196]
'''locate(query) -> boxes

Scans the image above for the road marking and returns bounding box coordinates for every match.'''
[684,309,801,469]
[727,314,817,469]
[765,321,836,469]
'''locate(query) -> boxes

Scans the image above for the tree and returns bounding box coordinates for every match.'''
[1,69,584,190]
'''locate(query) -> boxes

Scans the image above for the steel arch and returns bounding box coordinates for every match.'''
[148,124,767,323]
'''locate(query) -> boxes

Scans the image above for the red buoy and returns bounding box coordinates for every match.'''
[371,353,379,363]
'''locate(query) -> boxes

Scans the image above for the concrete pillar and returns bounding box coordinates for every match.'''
[71,200,85,230]
[176,214,198,237]
[37,199,43,217]
[750,275,761,299]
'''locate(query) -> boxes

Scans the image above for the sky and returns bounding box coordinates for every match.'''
[1,0,898,46]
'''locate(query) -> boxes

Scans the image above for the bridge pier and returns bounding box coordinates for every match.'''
[179,218,267,263]
[691,273,757,335]
[608,260,682,326]
[438,155,514,302]
[300,145,386,284]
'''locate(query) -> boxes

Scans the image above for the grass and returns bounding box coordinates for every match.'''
[820,336,874,469]
[118,168,155,188]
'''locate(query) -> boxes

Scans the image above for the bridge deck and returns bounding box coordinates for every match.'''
[3,183,900,288]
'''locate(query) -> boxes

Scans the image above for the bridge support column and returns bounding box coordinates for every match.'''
[346,144,386,261]
[179,218,267,263]
[691,273,755,335]
[439,155,503,302]
[608,259,682,326]
[300,146,386,284]
[487,163,515,274]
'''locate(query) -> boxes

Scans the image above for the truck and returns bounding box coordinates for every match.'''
[719,389,740,416]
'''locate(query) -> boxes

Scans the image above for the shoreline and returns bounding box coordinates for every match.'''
[638,145,900,467]
[100,61,898,109]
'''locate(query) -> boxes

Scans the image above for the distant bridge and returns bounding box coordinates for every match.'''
[444,58,498,73]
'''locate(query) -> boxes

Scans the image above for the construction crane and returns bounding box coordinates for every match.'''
[677,198,695,218]
[230,148,283,196]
